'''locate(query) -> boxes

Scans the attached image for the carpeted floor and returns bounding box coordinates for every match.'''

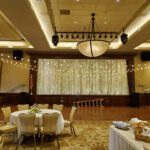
[0,121,112,150]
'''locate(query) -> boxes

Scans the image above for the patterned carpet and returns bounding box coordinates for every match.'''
[0,121,111,150]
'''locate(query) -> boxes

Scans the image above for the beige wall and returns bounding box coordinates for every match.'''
[134,54,150,93]
[0,52,30,93]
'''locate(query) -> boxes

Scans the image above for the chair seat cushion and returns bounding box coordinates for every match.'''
[0,124,16,133]
[40,126,55,134]
[0,121,11,126]
[21,127,38,134]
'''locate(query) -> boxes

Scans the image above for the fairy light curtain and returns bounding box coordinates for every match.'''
[37,59,129,95]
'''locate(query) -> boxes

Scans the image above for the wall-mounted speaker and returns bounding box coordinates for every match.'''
[13,50,23,60]
[140,52,150,61]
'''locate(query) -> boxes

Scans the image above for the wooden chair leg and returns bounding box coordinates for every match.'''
[16,134,22,150]
[70,125,73,133]
[40,134,44,150]
[33,134,36,150]
[55,134,60,149]
[72,126,77,137]
[13,131,18,143]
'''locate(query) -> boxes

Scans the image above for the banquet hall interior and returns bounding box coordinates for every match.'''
[0,0,150,149]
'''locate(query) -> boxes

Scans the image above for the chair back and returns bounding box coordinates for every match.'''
[69,106,77,123]
[42,113,59,133]
[53,104,63,112]
[38,104,49,109]
[1,107,11,123]
[17,104,29,111]
[18,113,36,133]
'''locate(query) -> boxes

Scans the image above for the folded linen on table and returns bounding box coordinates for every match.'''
[113,121,129,130]
[129,118,147,124]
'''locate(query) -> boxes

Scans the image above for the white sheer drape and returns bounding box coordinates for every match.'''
[37,59,129,95]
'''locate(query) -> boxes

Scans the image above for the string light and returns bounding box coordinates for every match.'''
[0,53,150,73]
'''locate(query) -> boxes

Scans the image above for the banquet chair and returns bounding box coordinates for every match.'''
[64,106,77,137]
[0,107,17,144]
[38,104,49,109]
[16,113,38,150]
[17,104,29,111]
[1,106,12,124]
[40,113,60,149]
[52,104,63,112]
[0,123,17,146]
[0,123,17,137]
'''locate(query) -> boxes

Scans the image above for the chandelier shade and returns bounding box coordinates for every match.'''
[77,40,110,57]
[77,13,111,57]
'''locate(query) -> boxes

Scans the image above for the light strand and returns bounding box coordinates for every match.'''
[0,53,150,73]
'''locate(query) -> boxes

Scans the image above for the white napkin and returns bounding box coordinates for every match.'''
[129,118,147,124]
[113,121,129,129]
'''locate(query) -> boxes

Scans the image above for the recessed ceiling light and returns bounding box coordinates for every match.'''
[104,21,108,24]
[76,0,80,2]
[116,0,120,3]
[74,21,78,24]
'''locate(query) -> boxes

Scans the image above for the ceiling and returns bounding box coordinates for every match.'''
[50,0,147,32]
[135,39,150,50]
[0,11,22,41]
[0,10,32,48]
[0,0,149,53]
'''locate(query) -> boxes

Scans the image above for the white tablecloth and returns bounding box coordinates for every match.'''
[10,109,64,135]
[109,125,150,150]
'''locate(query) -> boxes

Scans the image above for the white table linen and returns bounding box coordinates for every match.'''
[109,125,150,150]
[10,109,64,135]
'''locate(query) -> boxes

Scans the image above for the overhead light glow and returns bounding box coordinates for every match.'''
[27,0,54,47]
[116,0,120,3]
[135,42,150,50]
[28,45,34,48]
[74,21,78,24]
[8,45,13,48]
[104,21,108,24]
[0,41,33,48]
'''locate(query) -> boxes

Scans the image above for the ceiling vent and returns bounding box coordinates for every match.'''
[60,10,70,15]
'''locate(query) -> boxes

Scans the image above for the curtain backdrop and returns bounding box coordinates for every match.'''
[37,59,129,95]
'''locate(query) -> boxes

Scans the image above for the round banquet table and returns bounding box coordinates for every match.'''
[10,109,64,136]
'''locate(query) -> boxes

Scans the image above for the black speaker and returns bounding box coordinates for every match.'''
[13,50,23,60]
[140,52,150,61]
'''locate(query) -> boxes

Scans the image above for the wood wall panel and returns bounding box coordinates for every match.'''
[0,93,149,107]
